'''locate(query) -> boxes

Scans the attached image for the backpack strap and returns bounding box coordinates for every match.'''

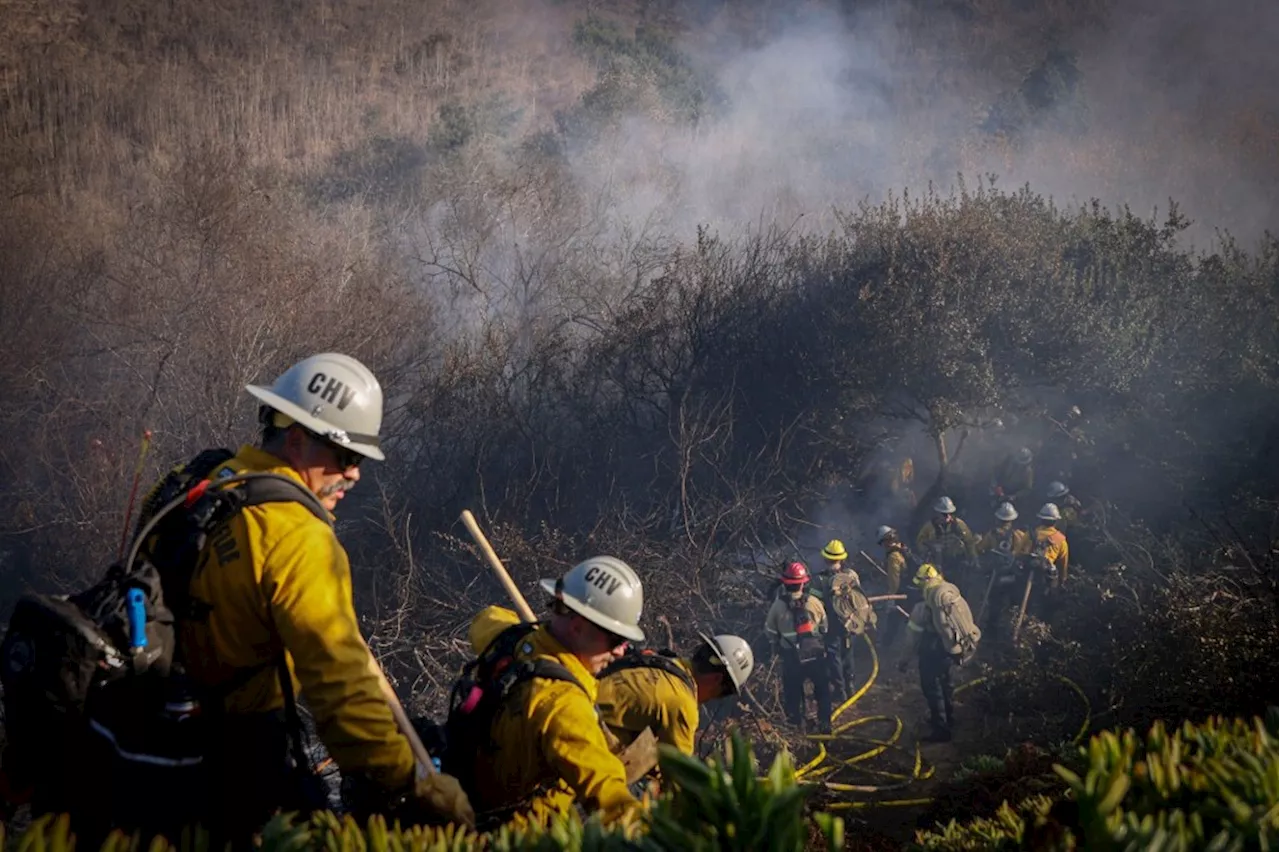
[174,472,331,776]
[495,658,585,701]
[600,650,696,694]
[231,474,330,525]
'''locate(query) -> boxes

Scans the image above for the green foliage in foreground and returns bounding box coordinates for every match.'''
[6,733,841,851]
[913,713,1280,851]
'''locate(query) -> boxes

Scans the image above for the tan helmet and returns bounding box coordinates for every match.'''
[876,525,896,544]
[698,632,754,693]
[933,496,957,514]
[1047,481,1070,499]
[994,502,1018,522]
[247,353,386,461]
[1015,447,1033,465]
[540,556,645,642]
[1037,503,1062,521]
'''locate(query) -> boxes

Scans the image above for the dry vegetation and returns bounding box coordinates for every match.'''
[0,0,1276,847]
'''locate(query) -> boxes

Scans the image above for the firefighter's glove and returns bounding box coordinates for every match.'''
[400,771,476,830]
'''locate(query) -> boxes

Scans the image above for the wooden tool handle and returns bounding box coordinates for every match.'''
[460,509,537,623]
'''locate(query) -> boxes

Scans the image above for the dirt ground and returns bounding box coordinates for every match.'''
[712,634,1090,850]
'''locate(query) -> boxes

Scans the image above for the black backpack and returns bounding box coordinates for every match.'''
[440,621,586,800]
[0,449,328,829]
[600,648,696,693]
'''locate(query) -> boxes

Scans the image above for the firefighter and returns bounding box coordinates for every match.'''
[597,632,754,758]
[764,562,832,734]
[897,564,980,743]
[811,540,869,703]
[1031,503,1070,586]
[915,496,978,595]
[142,353,474,843]
[1030,504,1070,620]
[1046,481,1087,529]
[465,557,646,828]
[877,525,912,646]
[990,447,1035,513]
[975,502,1032,634]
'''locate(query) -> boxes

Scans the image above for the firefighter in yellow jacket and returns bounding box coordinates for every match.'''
[159,354,473,841]
[975,502,1033,633]
[876,525,912,645]
[465,557,645,828]
[1029,503,1070,620]
[1031,503,1070,586]
[915,496,978,594]
[597,633,754,757]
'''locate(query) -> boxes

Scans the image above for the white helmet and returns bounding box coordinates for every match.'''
[933,496,957,514]
[699,632,754,693]
[876,525,896,543]
[540,556,645,642]
[1015,447,1033,465]
[1047,481,1070,499]
[1037,503,1062,521]
[247,353,386,461]
[994,502,1018,522]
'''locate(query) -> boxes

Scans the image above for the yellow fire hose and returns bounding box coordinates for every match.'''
[785,633,1091,811]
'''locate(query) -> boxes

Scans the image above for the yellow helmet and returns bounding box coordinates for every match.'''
[821,539,848,562]
[913,563,942,588]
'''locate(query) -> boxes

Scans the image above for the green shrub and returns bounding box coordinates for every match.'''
[8,734,841,851]
[1054,714,1279,851]
[910,795,1056,851]
[912,714,1280,851]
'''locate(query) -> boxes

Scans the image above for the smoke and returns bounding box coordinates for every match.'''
[561,0,1276,247]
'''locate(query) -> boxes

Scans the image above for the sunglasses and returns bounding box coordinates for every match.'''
[591,621,630,651]
[312,435,364,470]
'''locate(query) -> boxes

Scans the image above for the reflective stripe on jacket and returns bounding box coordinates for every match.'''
[764,594,828,650]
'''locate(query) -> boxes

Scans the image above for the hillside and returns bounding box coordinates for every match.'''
[0,0,1276,848]
[1,0,1274,239]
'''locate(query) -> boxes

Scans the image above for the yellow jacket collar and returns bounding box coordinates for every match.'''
[224,444,335,522]
[530,624,600,702]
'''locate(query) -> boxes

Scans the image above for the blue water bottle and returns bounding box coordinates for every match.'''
[126,588,148,652]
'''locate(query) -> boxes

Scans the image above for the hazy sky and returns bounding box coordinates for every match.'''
[564,0,1276,248]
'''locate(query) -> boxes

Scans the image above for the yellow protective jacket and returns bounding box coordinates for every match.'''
[179,445,413,792]
[466,607,638,827]
[977,525,1032,561]
[1032,526,1070,584]
[597,656,699,756]
[915,517,977,561]
[764,594,828,651]
[883,547,907,595]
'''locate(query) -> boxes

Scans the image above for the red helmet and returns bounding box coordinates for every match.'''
[780,561,810,585]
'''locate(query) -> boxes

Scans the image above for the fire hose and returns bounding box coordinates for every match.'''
[788,633,1092,810]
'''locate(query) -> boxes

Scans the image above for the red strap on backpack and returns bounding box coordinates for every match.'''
[184,478,213,508]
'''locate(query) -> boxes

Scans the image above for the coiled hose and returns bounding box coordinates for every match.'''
[789,633,1091,810]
